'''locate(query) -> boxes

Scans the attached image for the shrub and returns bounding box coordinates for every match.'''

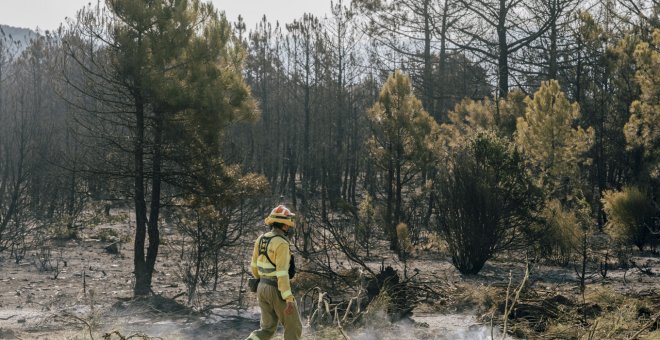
[434,131,541,274]
[52,225,80,240]
[602,186,656,250]
[357,194,378,257]
[537,199,582,264]
[396,223,413,259]
[95,228,120,243]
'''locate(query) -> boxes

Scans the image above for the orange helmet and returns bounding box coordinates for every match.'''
[264,205,296,227]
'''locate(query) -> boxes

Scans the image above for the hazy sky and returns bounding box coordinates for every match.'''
[0,0,330,31]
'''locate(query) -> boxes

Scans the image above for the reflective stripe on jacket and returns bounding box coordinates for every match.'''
[250,229,294,302]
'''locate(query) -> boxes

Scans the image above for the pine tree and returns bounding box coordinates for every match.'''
[516,80,595,201]
[66,0,256,296]
[366,70,437,251]
[625,29,660,185]
[441,89,527,146]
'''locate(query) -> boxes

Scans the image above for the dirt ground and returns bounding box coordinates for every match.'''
[0,213,658,339]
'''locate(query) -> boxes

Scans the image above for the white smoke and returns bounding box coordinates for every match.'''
[348,312,504,340]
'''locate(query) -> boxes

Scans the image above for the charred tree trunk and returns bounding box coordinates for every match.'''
[422,0,435,120]
[145,110,163,295]
[437,0,450,118]
[497,0,509,98]
[133,94,150,297]
[387,144,397,251]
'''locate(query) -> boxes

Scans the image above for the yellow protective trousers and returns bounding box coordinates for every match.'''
[247,282,302,340]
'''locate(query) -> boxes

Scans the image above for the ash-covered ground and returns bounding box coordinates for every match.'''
[0,214,658,339]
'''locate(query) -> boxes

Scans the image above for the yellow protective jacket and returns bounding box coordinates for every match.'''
[250,229,295,302]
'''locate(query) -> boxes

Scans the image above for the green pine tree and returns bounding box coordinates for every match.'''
[366,70,438,251]
[516,80,595,202]
[68,0,257,296]
[625,29,660,184]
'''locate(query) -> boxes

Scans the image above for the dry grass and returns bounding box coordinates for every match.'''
[416,231,449,255]
[453,284,502,313]
[363,290,391,320]
[586,289,656,339]
[542,322,581,339]
[509,286,659,339]
[584,286,625,306]
[294,271,336,294]
[428,279,660,340]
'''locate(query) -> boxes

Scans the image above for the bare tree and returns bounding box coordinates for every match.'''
[451,0,559,97]
[356,0,464,121]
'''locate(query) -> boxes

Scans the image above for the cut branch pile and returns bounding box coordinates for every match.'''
[300,263,445,332]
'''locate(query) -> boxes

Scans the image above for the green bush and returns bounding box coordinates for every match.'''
[538,199,582,264]
[602,186,655,250]
[95,228,120,243]
[53,225,80,240]
[434,131,541,274]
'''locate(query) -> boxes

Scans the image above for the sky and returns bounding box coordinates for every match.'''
[0,0,330,32]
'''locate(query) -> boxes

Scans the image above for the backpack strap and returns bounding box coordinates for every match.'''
[258,234,289,267]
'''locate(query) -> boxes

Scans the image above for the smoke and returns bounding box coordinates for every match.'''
[100,304,261,339]
[74,302,502,340]
[347,312,503,340]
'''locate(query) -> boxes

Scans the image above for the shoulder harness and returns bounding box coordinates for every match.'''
[258,234,296,279]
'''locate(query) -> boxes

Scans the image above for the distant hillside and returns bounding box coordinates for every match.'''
[0,25,38,51]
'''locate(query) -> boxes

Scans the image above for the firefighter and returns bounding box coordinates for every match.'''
[246,205,302,340]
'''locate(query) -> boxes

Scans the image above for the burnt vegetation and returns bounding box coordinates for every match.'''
[0,0,659,338]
